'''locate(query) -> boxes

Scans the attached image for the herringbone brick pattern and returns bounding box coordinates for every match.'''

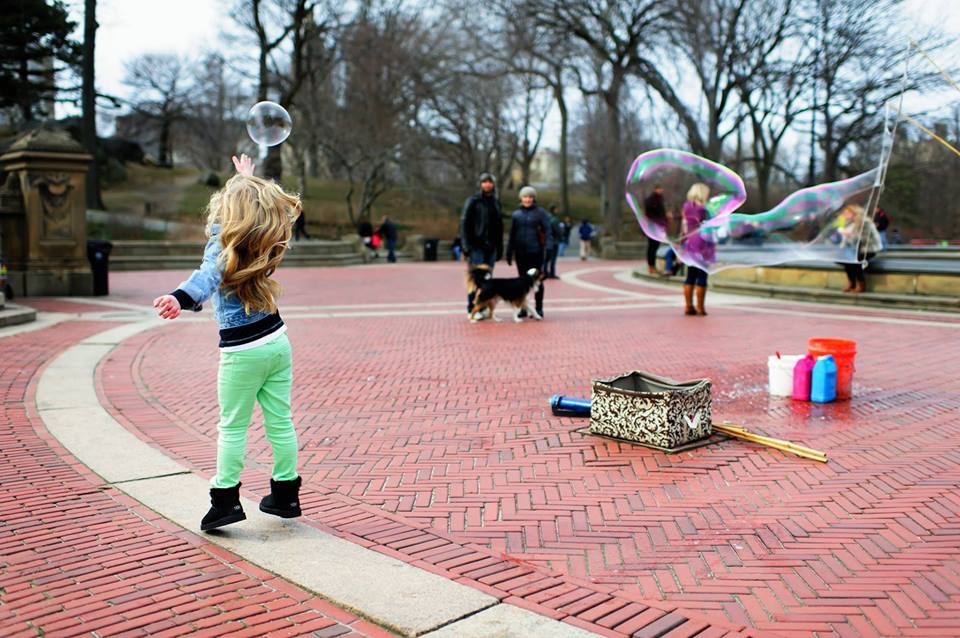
[92,263,960,636]
[0,319,394,637]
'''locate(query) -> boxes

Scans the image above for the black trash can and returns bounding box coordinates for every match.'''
[423,238,438,262]
[86,239,113,296]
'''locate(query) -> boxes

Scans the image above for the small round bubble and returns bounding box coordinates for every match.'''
[246,101,292,146]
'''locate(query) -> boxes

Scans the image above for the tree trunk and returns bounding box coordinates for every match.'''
[19,57,31,122]
[82,0,102,209]
[603,87,623,239]
[264,144,283,181]
[556,84,570,217]
[159,119,172,167]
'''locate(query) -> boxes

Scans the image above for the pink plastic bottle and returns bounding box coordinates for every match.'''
[792,354,815,401]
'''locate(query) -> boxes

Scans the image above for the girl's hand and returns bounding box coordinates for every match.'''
[153,295,181,320]
[232,154,255,176]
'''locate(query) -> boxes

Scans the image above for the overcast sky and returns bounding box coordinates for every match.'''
[63,0,960,147]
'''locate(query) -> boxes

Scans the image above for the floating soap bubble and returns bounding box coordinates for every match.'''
[246,101,292,146]
[625,148,887,274]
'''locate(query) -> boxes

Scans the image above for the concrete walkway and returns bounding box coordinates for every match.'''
[5,258,960,637]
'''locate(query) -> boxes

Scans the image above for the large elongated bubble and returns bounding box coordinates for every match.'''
[625,149,884,274]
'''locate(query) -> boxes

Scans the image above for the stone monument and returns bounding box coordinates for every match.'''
[0,128,93,296]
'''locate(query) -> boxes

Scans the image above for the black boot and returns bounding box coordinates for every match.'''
[201,483,246,531]
[260,476,302,518]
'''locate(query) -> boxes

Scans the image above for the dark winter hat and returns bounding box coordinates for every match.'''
[478,172,496,185]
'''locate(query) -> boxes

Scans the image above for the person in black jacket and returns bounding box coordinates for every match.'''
[644,185,668,274]
[460,173,504,315]
[506,186,550,317]
[378,215,398,263]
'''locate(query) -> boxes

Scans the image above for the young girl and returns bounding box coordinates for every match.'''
[153,154,303,531]
[680,182,713,316]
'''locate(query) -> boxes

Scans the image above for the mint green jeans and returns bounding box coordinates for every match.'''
[211,333,299,488]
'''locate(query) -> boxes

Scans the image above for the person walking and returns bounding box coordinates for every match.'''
[294,207,311,240]
[578,218,594,260]
[378,215,398,263]
[559,215,572,257]
[544,205,562,279]
[152,154,303,531]
[506,186,550,317]
[838,204,883,293]
[644,185,668,274]
[873,205,890,251]
[460,172,504,316]
[358,218,378,260]
[680,183,714,316]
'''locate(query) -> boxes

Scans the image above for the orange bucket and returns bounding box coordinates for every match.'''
[808,338,857,400]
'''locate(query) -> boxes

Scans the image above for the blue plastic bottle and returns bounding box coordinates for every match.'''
[810,355,837,403]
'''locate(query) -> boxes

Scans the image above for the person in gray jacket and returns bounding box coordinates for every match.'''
[506,186,550,317]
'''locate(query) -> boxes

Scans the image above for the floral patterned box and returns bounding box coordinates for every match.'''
[590,371,712,450]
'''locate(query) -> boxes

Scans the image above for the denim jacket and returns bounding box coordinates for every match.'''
[173,225,273,330]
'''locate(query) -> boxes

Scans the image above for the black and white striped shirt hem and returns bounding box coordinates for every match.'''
[219,313,286,350]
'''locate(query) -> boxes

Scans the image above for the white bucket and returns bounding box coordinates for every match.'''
[768,355,802,397]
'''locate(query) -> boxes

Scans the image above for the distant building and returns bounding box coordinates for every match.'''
[511,149,572,189]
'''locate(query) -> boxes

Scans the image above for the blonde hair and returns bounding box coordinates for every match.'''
[205,174,301,314]
[686,183,710,205]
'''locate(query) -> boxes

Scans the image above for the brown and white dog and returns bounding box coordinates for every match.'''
[465,264,543,323]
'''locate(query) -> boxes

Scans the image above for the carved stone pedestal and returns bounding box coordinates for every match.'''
[0,128,93,296]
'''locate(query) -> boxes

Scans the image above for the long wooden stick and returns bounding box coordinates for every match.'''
[715,424,826,461]
[717,425,826,459]
[714,423,827,462]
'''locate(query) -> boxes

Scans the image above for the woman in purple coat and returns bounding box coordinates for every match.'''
[680,183,713,316]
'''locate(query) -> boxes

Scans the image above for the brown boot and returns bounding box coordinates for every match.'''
[854,281,866,293]
[683,284,696,315]
[695,285,708,316]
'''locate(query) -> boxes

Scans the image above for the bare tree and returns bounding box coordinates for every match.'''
[725,0,808,206]
[123,54,190,167]
[813,0,952,181]
[473,0,579,214]
[511,75,552,186]
[738,59,811,207]
[180,54,250,171]
[652,0,794,164]
[318,1,436,225]
[417,71,521,192]
[81,0,102,208]
[288,9,338,191]
[234,0,337,180]
[522,0,670,238]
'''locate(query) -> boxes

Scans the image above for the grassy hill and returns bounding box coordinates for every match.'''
[98,165,613,241]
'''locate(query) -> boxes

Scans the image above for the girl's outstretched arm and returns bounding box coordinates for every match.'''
[153,294,181,320]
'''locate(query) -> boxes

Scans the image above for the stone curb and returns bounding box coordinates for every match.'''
[34,319,601,638]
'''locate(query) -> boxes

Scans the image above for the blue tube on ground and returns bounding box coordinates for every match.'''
[549,394,592,417]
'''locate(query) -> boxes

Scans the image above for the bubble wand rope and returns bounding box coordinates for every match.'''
[899,114,960,158]
[894,39,960,158]
[856,40,912,260]
[909,37,960,95]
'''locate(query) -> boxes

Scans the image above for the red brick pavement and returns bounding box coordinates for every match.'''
[15,261,960,637]
[0,321,395,637]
